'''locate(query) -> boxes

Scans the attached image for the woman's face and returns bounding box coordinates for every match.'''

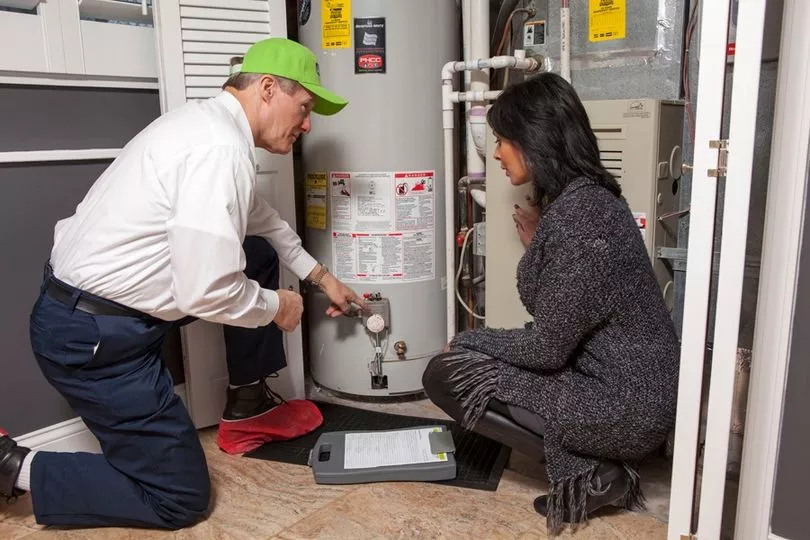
[493,134,530,186]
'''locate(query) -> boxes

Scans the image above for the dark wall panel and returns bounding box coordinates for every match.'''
[0,85,160,152]
[1,160,109,435]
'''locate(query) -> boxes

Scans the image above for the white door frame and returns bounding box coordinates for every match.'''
[697,0,768,537]
[735,0,810,538]
[667,0,732,536]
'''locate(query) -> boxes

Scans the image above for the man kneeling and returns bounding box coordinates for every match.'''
[0,38,364,529]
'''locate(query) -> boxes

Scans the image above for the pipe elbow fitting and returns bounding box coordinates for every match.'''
[468,106,488,157]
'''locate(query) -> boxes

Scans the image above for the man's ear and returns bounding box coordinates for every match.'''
[258,75,276,103]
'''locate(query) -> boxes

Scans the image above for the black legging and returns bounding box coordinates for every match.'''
[422,353,547,457]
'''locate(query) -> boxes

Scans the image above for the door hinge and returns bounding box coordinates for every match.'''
[708,139,729,177]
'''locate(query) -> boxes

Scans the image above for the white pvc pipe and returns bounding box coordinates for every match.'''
[443,79,457,342]
[469,106,488,156]
[470,0,489,95]
[561,4,571,82]
[442,55,539,79]
[470,189,486,208]
[468,0,489,170]
[462,0,472,114]
[453,90,503,102]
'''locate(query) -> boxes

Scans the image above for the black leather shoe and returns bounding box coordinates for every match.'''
[533,463,629,523]
[222,379,286,421]
[0,433,30,504]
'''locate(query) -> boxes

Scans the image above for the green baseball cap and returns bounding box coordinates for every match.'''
[239,38,348,116]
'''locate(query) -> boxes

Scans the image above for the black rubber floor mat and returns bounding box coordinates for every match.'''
[244,401,511,491]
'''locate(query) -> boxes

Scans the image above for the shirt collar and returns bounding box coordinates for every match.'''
[214,91,257,165]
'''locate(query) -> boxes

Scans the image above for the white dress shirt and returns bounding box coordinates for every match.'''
[50,91,317,328]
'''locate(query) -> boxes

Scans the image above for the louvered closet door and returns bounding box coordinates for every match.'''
[155,0,287,109]
[181,0,273,99]
[154,0,305,429]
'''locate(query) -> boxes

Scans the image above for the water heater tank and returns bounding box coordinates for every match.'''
[299,0,460,397]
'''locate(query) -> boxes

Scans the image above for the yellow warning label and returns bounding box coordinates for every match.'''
[589,0,626,42]
[322,0,351,49]
[305,173,328,230]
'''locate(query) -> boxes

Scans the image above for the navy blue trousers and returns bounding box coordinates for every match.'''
[27,236,284,529]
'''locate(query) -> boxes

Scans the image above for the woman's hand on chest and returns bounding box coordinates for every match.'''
[512,196,540,248]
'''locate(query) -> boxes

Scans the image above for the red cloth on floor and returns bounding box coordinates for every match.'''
[216,400,323,455]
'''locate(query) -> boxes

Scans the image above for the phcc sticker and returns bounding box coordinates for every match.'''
[358,54,383,70]
[354,17,386,74]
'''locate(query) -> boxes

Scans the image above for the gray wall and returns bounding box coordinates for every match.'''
[770,150,810,539]
[0,85,170,436]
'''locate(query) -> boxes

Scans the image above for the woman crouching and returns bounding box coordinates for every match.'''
[422,72,680,533]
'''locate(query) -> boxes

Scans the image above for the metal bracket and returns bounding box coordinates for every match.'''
[656,246,761,277]
[708,139,729,177]
[473,222,486,256]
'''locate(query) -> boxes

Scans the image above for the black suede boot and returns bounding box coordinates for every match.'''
[533,462,631,523]
[0,433,30,504]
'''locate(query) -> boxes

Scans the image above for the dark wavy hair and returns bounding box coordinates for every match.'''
[487,72,621,206]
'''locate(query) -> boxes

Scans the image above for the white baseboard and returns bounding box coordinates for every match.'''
[16,417,101,454]
[15,384,188,454]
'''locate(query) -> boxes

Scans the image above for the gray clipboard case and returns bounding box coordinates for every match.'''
[308,425,457,484]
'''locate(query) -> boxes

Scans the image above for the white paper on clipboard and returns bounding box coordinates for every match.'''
[343,427,449,470]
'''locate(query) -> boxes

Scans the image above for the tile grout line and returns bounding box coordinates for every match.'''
[266,483,373,540]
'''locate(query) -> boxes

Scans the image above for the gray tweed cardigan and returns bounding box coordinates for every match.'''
[446,177,680,532]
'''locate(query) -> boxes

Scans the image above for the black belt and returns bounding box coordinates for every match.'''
[44,279,146,318]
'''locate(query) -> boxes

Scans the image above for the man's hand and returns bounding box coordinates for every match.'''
[318,272,368,318]
[513,197,540,249]
[273,288,304,331]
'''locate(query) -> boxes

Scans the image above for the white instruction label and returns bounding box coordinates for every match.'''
[394,171,435,230]
[331,171,393,232]
[330,170,435,283]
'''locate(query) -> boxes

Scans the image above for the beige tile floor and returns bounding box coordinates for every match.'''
[0,383,672,539]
